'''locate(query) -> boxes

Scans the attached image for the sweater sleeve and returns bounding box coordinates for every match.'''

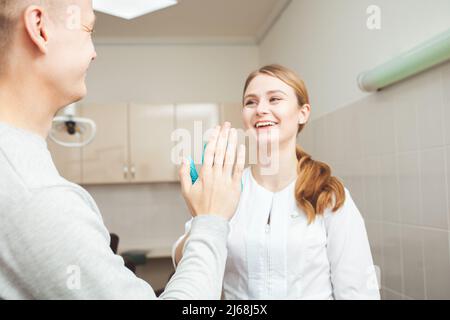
[2,187,228,300]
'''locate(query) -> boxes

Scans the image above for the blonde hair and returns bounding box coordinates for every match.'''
[243,64,345,224]
[0,0,59,75]
[0,0,19,73]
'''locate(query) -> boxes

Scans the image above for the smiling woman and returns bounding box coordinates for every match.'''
[173,64,380,300]
[242,64,346,223]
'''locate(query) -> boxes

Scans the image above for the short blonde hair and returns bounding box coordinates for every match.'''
[0,1,20,73]
[0,0,57,75]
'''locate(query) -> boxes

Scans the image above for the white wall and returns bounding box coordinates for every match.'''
[84,42,259,104]
[276,0,450,299]
[84,183,189,253]
[259,0,450,119]
[300,60,450,300]
[80,41,259,256]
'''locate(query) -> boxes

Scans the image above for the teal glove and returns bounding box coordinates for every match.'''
[189,143,243,190]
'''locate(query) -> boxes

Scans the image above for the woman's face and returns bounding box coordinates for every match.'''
[242,74,309,147]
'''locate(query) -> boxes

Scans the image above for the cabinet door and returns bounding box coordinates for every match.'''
[128,104,177,182]
[220,102,249,166]
[81,103,129,184]
[175,103,221,165]
[220,102,244,130]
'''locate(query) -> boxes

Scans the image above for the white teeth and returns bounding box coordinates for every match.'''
[255,121,277,128]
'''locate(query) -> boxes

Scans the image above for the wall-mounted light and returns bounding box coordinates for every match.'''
[358,28,450,92]
[50,104,97,148]
[93,0,178,20]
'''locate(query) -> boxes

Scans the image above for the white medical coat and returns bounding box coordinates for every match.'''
[173,167,380,300]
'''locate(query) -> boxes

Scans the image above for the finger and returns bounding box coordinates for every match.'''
[223,128,237,177]
[179,157,192,195]
[213,122,231,169]
[202,126,220,171]
[233,144,246,183]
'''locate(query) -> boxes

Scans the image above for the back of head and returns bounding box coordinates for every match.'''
[0,0,23,74]
[0,1,65,74]
[0,0,97,111]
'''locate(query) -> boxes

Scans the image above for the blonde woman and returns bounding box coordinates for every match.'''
[174,65,380,300]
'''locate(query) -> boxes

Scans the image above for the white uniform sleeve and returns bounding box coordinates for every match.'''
[171,218,193,269]
[324,188,381,300]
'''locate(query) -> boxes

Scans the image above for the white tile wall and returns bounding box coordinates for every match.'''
[380,154,400,223]
[443,64,450,145]
[401,225,426,299]
[420,148,448,229]
[301,60,450,299]
[397,152,422,225]
[422,228,450,299]
[382,223,403,294]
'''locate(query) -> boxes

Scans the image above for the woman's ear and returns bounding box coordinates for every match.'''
[298,104,311,124]
[23,5,49,54]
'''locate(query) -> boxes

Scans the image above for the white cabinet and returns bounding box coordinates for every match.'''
[80,103,177,184]
[175,103,221,164]
[220,102,245,130]
[129,104,177,182]
[81,103,129,184]
[220,102,250,166]
[48,102,232,184]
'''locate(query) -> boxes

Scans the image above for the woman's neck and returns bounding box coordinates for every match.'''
[251,139,299,192]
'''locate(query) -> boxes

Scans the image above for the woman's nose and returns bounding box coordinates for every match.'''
[255,102,270,115]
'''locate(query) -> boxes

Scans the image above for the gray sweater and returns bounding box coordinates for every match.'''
[0,122,229,299]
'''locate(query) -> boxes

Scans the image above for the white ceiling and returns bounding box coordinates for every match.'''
[93,0,291,44]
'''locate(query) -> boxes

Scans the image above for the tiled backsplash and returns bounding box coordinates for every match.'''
[300,61,450,299]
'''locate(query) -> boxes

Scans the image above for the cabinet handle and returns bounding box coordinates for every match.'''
[123,165,129,179]
[131,165,136,179]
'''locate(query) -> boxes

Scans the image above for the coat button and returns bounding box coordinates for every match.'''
[290,211,300,219]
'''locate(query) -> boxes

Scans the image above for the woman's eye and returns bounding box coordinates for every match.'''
[270,97,281,103]
[245,101,256,107]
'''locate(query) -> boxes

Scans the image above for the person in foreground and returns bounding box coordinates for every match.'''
[0,0,245,299]
[173,65,381,300]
